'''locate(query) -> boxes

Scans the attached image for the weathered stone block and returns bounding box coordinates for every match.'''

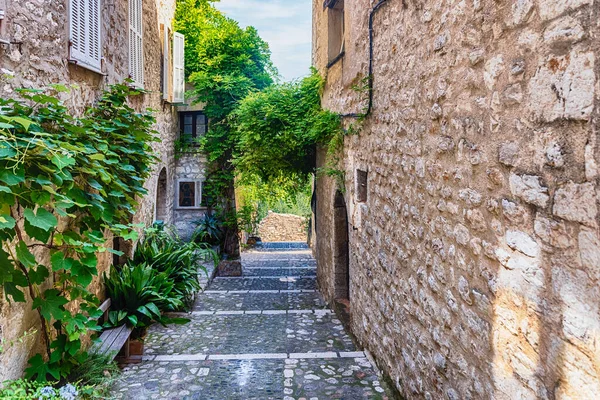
[509,174,550,208]
[506,230,540,258]
[578,228,600,280]
[538,0,592,21]
[528,51,595,121]
[553,182,598,226]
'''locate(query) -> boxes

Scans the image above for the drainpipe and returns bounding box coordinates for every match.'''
[340,0,390,119]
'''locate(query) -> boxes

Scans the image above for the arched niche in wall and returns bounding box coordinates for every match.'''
[333,190,350,301]
[155,167,168,223]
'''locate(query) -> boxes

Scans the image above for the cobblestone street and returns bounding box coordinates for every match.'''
[110,244,392,399]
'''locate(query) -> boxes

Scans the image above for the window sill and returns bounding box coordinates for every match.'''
[175,206,208,211]
[68,59,106,76]
[326,51,345,69]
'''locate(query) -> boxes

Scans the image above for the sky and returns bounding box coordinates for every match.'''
[214,0,312,82]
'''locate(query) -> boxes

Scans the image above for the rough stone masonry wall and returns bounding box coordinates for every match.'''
[0,0,178,380]
[257,212,308,243]
[313,0,600,399]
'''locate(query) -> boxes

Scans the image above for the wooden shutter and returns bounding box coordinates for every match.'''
[162,23,170,101]
[128,0,144,88]
[173,32,185,103]
[69,0,102,72]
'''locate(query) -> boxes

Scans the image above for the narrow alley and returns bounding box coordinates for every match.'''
[110,243,392,399]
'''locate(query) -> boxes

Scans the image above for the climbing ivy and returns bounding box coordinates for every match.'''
[232,69,343,192]
[0,83,157,381]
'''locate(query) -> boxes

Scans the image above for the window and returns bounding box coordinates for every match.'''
[173,32,185,103]
[179,111,207,144]
[326,0,344,66]
[69,0,102,73]
[128,0,144,88]
[356,169,367,203]
[177,180,203,208]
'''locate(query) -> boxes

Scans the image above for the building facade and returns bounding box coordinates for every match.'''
[0,0,205,379]
[313,0,600,398]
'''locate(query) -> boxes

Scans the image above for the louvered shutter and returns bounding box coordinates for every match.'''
[162,23,170,101]
[173,32,185,103]
[128,0,144,88]
[69,0,102,72]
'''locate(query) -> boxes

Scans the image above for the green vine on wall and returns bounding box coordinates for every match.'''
[0,82,157,381]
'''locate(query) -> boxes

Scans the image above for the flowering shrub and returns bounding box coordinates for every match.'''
[0,380,94,399]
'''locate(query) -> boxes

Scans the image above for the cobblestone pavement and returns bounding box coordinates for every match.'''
[110,244,392,399]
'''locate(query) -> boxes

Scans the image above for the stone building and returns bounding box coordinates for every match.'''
[0,0,206,379]
[312,0,599,399]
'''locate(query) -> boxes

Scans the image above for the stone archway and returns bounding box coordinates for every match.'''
[155,167,168,222]
[333,190,350,301]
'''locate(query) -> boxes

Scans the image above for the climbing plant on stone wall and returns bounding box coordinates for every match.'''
[0,83,157,381]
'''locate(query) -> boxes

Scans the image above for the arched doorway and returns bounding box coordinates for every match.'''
[333,190,350,301]
[155,168,168,222]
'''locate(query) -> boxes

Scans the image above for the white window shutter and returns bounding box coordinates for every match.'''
[173,32,185,103]
[128,0,144,88]
[69,0,102,72]
[162,23,170,101]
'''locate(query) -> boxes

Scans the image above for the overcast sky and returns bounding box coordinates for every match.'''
[214,0,312,82]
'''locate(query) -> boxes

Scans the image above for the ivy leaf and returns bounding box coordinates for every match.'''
[50,251,74,272]
[25,354,60,382]
[32,288,69,321]
[0,214,16,229]
[4,282,25,302]
[0,167,25,186]
[24,218,51,243]
[65,313,88,340]
[0,247,14,284]
[71,259,96,287]
[30,191,52,206]
[28,265,49,285]
[0,186,12,193]
[16,241,36,269]
[51,153,76,170]
[23,207,58,232]
[4,116,34,131]
[0,141,16,158]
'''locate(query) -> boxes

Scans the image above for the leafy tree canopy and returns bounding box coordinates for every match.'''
[232,69,342,191]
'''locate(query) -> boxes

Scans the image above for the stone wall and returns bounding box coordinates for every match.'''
[0,0,178,380]
[313,0,600,399]
[257,212,308,243]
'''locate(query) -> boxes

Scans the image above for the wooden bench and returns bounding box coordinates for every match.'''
[89,298,133,361]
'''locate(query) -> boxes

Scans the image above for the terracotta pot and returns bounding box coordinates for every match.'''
[129,339,144,356]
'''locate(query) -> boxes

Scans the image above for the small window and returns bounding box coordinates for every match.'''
[326,0,344,66]
[179,111,208,144]
[128,0,144,88]
[177,181,204,208]
[356,169,367,203]
[69,0,102,73]
[178,181,196,207]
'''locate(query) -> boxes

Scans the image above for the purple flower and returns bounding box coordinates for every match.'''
[58,383,78,400]
[38,386,56,398]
